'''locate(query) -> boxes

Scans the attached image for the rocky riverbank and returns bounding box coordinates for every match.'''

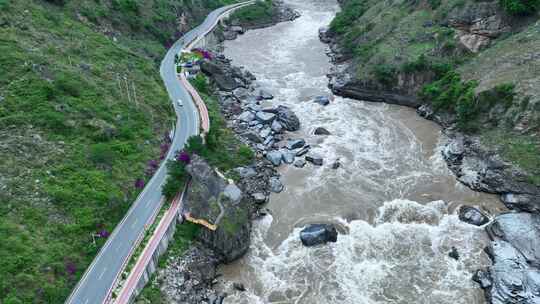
[137,76,287,303]
[319,19,540,304]
[137,5,304,303]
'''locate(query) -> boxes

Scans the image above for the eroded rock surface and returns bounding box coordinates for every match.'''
[185,155,251,263]
[475,213,540,304]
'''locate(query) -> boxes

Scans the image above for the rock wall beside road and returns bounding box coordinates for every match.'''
[185,155,252,263]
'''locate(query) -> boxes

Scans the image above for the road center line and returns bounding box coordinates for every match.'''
[98,268,107,280]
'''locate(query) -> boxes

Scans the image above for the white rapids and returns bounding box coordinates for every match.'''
[222,200,489,304]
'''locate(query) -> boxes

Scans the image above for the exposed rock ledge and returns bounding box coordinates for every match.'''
[441,134,540,213]
[474,212,540,304]
[184,154,251,263]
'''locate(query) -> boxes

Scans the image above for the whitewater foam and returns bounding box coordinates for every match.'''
[222,199,488,304]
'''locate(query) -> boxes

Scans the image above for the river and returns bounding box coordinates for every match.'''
[218,0,503,303]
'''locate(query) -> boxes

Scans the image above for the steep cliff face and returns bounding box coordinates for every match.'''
[324,0,540,209]
[185,155,251,263]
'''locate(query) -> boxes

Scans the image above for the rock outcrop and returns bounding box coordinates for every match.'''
[446,2,510,53]
[475,213,540,304]
[200,55,257,91]
[184,155,251,263]
[442,135,540,212]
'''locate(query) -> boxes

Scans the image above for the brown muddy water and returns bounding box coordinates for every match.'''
[218,0,504,303]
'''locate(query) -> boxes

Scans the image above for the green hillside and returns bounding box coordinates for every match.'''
[0,0,235,303]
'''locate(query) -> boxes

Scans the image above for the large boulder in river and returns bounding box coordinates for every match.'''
[486,213,540,265]
[223,30,238,40]
[300,224,338,246]
[314,127,331,135]
[275,105,300,131]
[313,96,330,106]
[294,159,306,168]
[269,176,284,193]
[306,155,323,166]
[458,206,490,226]
[318,26,333,43]
[243,131,263,143]
[475,212,540,304]
[296,145,310,157]
[281,150,296,164]
[233,87,252,100]
[185,155,251,263]
[229,25,245,34]
[501,193,540,214]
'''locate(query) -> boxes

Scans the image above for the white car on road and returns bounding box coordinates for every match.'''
[177,99,183,107]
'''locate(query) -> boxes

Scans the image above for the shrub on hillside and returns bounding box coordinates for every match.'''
[500,0,540,15]
[162,159,187,199]
[191,73,209,95]
[401,55,430,73]
[0,0,10,9]
[421,70,516,131]
[330,0,368,34]
[54,73,82,97]
[89,143,117,167]
[373,64,397,87]
[112,0,139,14]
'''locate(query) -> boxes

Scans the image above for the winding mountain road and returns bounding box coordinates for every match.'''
[65,3,252,304]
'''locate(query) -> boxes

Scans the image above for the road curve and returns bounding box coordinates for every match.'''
[65,3,252,304]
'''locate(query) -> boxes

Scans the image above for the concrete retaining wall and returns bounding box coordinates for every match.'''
[128,214,183,303]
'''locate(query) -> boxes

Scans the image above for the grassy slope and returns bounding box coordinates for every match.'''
[330,0,540,184]
[0,0,236,303]
[458,24,540,184]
